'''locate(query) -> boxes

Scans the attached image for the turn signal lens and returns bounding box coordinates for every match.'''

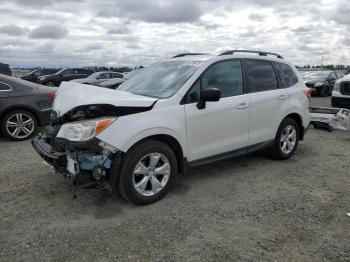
[95,119,114,135]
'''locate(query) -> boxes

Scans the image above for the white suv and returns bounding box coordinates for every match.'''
[32,50,310,205]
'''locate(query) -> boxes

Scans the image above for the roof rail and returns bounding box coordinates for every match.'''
[172,53,209,58]
[219,50,284,59]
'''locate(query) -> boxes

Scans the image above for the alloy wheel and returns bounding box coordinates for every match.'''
[280,125,297,154]
[132,152,171,197]
[5,113,35,139]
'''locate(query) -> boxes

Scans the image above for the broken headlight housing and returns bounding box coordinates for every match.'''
[56,118,116,142]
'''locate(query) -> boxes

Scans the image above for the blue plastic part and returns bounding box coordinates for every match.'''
[79,155,112,171]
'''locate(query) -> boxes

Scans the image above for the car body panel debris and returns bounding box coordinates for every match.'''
[310,107,349,131]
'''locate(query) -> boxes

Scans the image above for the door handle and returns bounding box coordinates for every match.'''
[237,103,249,110]
[278,94,287,101]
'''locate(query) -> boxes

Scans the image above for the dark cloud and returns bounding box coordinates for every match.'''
[29,25,68,39]
[9,0,85,7]
[107,26,130,35]
[97,0,202,24]
[0,25,28,36]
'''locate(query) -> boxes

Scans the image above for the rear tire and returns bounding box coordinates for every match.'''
[1,109,38,141]
[117,140,177,205]
[270,118,299,160]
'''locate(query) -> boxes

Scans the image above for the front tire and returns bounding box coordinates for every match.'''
[117,140,178,205]
[1,109,38,141]
[270,118,299,160]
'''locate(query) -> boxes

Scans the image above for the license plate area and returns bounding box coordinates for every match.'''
[67,156,79,175]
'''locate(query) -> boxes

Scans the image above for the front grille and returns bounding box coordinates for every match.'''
[305,83,314,88]
[340,81,350,96]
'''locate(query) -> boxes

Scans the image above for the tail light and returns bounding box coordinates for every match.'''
[303,87,311,97]
[47,92,56,100]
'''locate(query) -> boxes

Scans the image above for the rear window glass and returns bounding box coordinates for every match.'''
[274,62,299,88]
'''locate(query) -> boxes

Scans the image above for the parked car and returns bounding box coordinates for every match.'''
[303,71,344,97]
[70,71,124,86]
[21,68,60,83]
[332,74,350,108]
[0,74,56,140]
[0,63,12,76]
[97,78,126,89]
[37,68,95,87]
[32,50,310,205]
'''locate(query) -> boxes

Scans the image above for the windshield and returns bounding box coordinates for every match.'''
[118,61,201,98]
[87,72,100,79]
[304,72,330,80]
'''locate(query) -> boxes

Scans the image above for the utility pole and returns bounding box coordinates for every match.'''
[321,56,324,71]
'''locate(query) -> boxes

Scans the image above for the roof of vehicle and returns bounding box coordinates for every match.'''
[96,71,123,74]
[0,73,55,90]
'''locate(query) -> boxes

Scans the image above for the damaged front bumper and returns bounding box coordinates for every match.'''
[32,135,67,172]
[32,134,120,189]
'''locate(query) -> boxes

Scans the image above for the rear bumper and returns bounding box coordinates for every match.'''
[331,97,350,109]
[32,136,67,172]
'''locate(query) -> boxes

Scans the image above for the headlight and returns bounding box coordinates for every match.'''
[56,118,116,141]
[314,82,324,87]
[333,81,340,92]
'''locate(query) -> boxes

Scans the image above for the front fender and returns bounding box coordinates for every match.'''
[119,127,187,156]
[96,105,188,157]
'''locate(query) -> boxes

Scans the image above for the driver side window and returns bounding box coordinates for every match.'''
[185,60,243,103]
[61,69,73,76]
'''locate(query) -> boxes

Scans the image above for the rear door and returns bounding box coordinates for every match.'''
[0,81,12,111]
[244,59,290,146]
[184,59,250,161]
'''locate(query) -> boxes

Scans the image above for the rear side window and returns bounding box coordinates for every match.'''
[274,62,299,88]
[111,73,123,78]
[245,60,278,93]
[84,69,93,75]
[0,82,12,91]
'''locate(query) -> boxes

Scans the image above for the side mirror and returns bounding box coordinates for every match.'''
[197,87,221,109]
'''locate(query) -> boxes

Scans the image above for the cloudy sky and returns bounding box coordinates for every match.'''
[0,0,349,68]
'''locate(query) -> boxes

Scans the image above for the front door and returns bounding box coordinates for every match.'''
[184,60,250,162]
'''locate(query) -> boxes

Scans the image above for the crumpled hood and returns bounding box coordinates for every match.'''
[53,81,157,116]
